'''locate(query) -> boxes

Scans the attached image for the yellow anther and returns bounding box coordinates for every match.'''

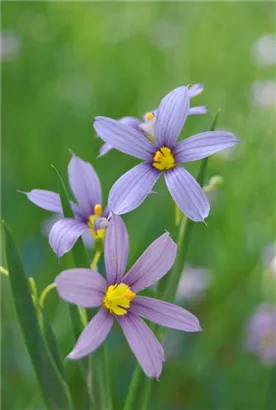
[153,146,176,171]
[94,204,102,216]
[103,283,136,316]
[145,112,154,121]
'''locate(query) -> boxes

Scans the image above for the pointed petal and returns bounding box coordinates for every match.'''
[117,313,164,378]
[98,142,113,158]
[123,232,177,292]
[49,218,87,257]
[132,296,202,332]
[68,309,113,359]
[94,116,155,161]
[119,116,142,130]
[188,106,208,116]
[68,154,102,218]
[188,83,204,98]
[154,86,190,147]
[108,163,160,215]
[165,166,210,222]
[24,190,62,213]
[175,131,239,162]
[104,214,129,285]
[55,268,106,308]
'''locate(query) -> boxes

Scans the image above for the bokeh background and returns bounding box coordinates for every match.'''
[1,1,276,409]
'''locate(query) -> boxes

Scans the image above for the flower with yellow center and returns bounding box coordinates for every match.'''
[153,146,176,171]
[103,283,136,315]
[87,204,106,239]
[55,215,201,378]
[25,154,111,257]
[95,86,238,221]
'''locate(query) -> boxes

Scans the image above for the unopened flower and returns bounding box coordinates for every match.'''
[94,86,238,221]
[98,84,207,158]
[55,215,201,378]
[23,154,109,257]
[245,303,276,365]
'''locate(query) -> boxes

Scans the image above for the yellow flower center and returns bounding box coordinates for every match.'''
[145,111,154,120]
[103,283,136,316]
[87,204,105,239]
[153,146,176,171]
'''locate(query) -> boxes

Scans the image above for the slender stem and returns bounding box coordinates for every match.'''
[91,250,102,270]
[78,306,88,327]
[140,374,152,410]
[39,283,57,308]
[123,366,143,410]
[104,343,113,410]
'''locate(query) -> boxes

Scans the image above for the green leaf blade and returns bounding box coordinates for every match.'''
[3,221,73,410]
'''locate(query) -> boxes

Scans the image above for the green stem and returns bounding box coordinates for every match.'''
[123,366,143,410]
[104,343,113,410]
[39,283,57,308]
[140,377,152,410]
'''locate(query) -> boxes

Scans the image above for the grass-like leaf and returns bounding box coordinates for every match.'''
[3,221,73,410]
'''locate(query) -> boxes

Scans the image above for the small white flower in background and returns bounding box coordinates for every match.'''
[251,34,276,67]
[245,303,276,365]
[176,267,212,303]
[250,81,276,107]
[0,32,20,61]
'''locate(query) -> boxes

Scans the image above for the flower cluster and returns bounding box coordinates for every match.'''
[24,84,238,377]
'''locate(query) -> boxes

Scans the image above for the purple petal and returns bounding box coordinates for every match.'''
[132,296,202,332]
[24,190,62,213]
[94,116,155,161]
[188,83,204,98]
[154,86,190,147]
[104,214,129,285]
[108,163,160,215]
[117,312,164,378]
[175,131,239,162]
[165,166,210,222]
[188,106,208,116]
[123,232,177,292]
[81,229,94,248]
[68,154,102,218]
[68,309,113,359]
[55,268,106,307]
[49,218,87,257]
[98,117,142,158]
[98,142,113,158]
[119,116,142,130]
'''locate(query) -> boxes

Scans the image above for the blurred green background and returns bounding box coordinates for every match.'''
[1,1,276,409]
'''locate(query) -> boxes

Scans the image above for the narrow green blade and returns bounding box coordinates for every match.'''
[3,222,72,410]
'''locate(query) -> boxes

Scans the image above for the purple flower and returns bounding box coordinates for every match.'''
[94,86,238,221]
[98,84,207,158]
[55,215,201,378]
[245,303,276,365]
[24,154,109,257]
